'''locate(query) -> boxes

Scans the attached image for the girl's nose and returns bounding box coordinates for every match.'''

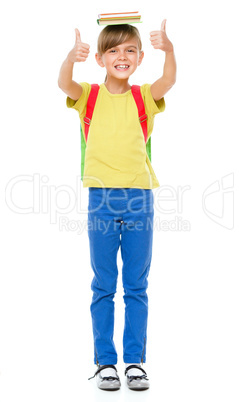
[118,52,127,60]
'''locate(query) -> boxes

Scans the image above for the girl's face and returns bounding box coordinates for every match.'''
[96,38,144,80]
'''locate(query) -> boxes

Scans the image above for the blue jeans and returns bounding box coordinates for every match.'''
[87,187,154,365]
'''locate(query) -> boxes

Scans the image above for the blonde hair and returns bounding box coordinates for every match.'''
[97,24,142,56]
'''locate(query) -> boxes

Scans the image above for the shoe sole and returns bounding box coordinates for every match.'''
[98,385,121,391]
[128,386,149,391]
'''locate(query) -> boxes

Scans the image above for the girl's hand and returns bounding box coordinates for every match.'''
[150,19,174,53]
[67,28,90,63]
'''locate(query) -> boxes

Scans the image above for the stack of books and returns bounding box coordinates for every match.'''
[97,11,142,26]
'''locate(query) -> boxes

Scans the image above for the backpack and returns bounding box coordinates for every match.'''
[80,84,151,181]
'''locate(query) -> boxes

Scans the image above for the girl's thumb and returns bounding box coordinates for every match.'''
[75,28,81,43]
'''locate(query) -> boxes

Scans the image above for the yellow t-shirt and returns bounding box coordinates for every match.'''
[66,82,165,189]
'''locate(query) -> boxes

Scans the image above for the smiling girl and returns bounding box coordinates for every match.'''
[58,21,176,391]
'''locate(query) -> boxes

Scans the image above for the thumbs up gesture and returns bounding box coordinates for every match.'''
[150,19,173,53]
[67,28,90,63]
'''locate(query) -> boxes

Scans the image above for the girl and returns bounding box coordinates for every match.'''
[58,21,176,391]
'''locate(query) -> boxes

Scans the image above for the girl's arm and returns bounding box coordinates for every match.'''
[58,28,90,101]
[150,20,177,101]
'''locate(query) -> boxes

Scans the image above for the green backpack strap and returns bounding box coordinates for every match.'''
[146,136,151,161]
[80,124,86,181]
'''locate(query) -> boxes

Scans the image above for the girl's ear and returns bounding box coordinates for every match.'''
[95,53,105,67]
[138,51,144,66]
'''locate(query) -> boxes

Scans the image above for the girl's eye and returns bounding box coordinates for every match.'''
[109,49,135,53]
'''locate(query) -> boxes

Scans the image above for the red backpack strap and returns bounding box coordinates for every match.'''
[131,85,148,143]
[83,84,100,142]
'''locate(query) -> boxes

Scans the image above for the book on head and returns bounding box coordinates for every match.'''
[97,11,142,26]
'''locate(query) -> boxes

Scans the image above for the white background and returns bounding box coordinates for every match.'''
[1,0,239,401]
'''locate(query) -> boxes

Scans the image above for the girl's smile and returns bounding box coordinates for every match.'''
[114,65,130,70]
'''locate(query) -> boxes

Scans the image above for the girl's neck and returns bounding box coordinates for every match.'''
[104,77,131,94]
